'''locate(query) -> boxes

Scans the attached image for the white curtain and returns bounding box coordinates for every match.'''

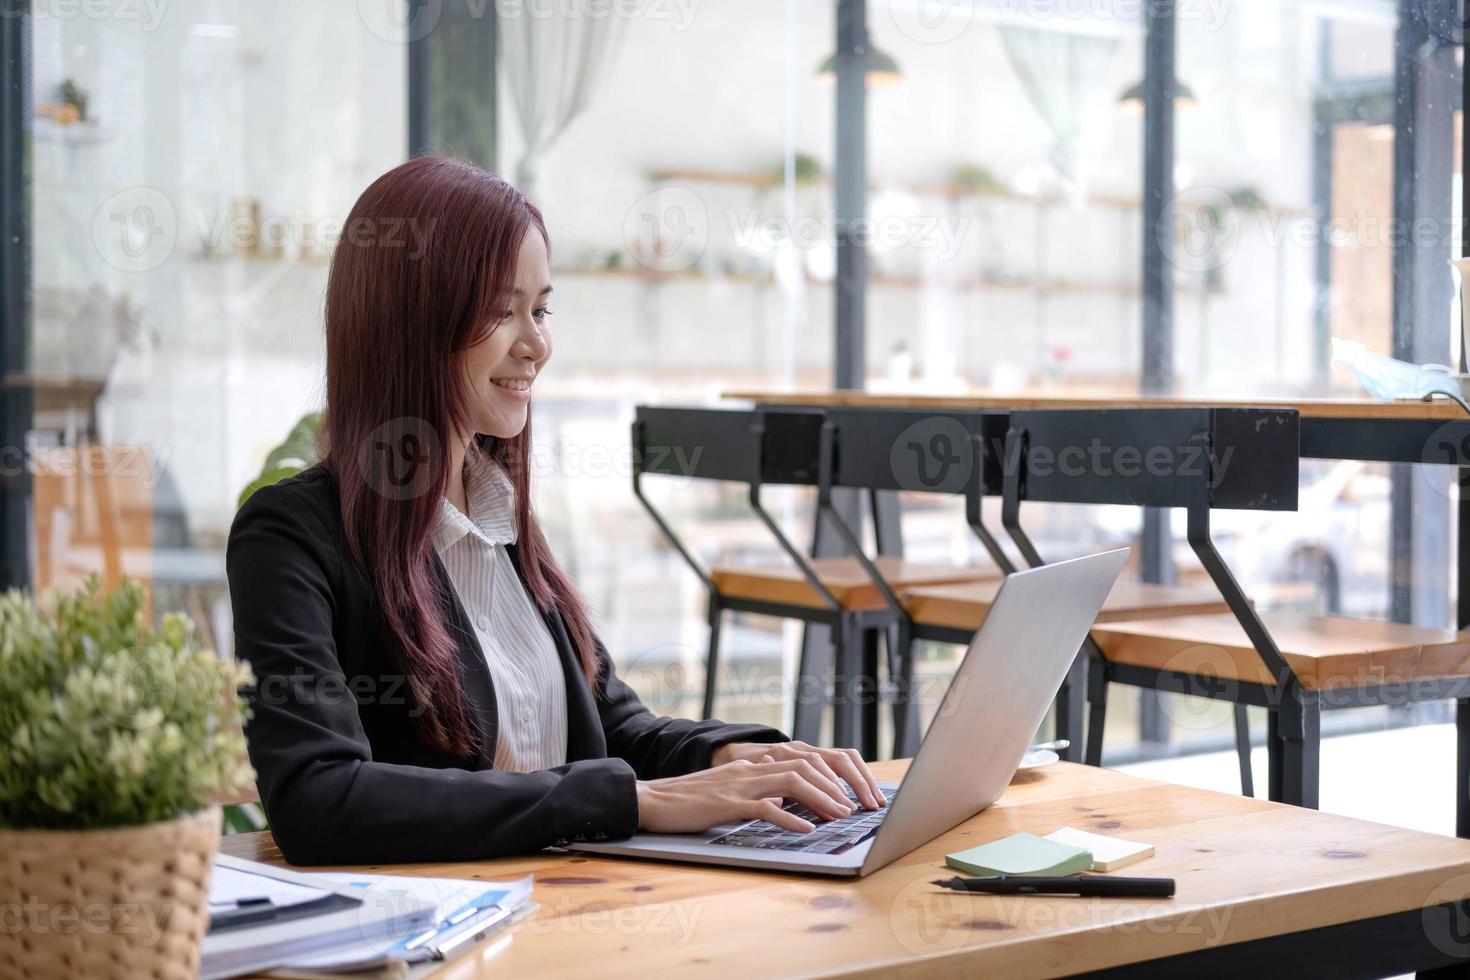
[500,4,628,199]
[996,26,1119,203]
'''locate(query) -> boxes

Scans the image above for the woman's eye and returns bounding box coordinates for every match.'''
[533,308,553,321]
[498,309,514,322]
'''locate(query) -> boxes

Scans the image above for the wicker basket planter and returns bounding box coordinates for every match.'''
[0,805,220,980]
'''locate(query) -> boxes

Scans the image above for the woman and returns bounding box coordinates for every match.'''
[228,156,883,866]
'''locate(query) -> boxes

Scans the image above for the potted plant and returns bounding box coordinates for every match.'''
[0,579,254,979]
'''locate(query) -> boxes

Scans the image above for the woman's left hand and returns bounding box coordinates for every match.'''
[711,741,886,810]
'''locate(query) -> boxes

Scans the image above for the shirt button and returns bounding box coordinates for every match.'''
[476,613,490,632]
[520,705,533,725]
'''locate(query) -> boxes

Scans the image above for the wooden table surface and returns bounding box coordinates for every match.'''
[721,388,1464,421]
[219,760,1470,978]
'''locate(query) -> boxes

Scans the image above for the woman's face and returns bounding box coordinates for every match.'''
[461,228,553,440]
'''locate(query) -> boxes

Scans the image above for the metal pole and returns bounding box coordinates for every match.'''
[834,0,867,391]
[0,0,31,592]
[1389,0,1455,628]
[1137,0,1178,746]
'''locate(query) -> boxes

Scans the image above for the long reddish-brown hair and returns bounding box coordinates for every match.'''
[321,155,599,757]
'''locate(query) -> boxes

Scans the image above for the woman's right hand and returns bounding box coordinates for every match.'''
[635,756,857,834]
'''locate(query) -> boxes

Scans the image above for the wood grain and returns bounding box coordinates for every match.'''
[709,556,999,611]
[1091,611,1470,690]
[221,760,1470,978]
[721,388,1464,421]
[902,579,1230,633]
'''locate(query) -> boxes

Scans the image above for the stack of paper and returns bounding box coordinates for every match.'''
[201,856,532,979]
[945,832,1094,877]
[944,827,1156,879]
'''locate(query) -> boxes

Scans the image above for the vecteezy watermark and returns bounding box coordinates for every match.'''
[192,208,438,261]
[523,894,702,943]
[994,0,1232,30]
[92,187,440,272]
[1418,422,1470,502]
[888,415,978,494]
[0,898,171,947]
[886,872,1234,957]
[1164,185,1470,276]
[93,187,177,273]
[624,186,709,273]
[359,417,444,501]
[357,0,443,43]
[29,0,171,31]
[886,0,975,45]
[1423,874,1470,958]
[357,0,700,43]
[0,443,172,489]
[1004,435,1232,485]
[497,0,700,30]
[727,210,973,262]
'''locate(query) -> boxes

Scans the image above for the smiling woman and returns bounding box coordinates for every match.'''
[224,157,882,865]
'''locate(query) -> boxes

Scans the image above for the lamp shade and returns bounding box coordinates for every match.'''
[1117,78,1196,112]
[816,44,902,86]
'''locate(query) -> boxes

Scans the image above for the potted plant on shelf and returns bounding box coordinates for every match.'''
[0,579,254,980]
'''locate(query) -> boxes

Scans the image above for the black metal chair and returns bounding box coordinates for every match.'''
[995,407,1297,796]
[809,406,1015,757]
[631,405,1009,756]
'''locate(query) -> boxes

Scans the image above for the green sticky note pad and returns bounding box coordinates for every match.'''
[946,832,1093,878]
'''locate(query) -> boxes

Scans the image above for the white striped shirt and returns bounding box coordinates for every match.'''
[433,452,568,773]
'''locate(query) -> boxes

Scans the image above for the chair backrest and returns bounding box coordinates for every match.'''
[820,407,1010,496]
[1004,407,1299,511]
[632,406,825,486]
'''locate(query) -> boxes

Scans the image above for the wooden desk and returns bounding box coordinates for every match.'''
[220,761,1470,977]
[722,388,1465,421]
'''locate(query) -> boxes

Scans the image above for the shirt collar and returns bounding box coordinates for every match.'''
[432,452,518,554]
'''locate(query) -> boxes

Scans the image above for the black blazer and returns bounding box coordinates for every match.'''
[227,465,787,865]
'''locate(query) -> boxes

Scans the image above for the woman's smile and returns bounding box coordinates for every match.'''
[491,376,533,400]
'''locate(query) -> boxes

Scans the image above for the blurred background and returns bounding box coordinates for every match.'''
[7,0,1463,783]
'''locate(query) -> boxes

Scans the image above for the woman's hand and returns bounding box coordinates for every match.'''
[709,741,886,810]
[635,756,860,835]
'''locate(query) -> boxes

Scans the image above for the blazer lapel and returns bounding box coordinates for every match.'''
[428,551,500,768]
[505,542,607,763]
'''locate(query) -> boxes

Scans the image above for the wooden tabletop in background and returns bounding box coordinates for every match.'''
[220,761,1470,978]
[721,388,1465,421]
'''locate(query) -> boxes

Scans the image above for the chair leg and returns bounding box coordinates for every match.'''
[792,621,831,745]
[701,596,723,721]
[1267,709,1283,802]
[1054,646,1087,762]
[1234,704,1255,798]
[833,617,861,750]
[1457,699,1470,838]
[1274,696,1320,809]
[1084,660,1108,767]
[891,622,921,759]
[859,626,881,761]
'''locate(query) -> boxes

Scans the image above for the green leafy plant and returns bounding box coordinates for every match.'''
[0,579,254,830]
[237,410,322,509]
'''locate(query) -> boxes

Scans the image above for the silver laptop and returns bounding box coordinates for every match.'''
[570,548,1128,877]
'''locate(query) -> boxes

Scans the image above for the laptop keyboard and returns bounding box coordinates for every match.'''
[708,788,894,855]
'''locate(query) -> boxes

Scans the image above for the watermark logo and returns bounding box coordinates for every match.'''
[93,186,177,273]
[31,0,171,31]
[1418,421,1470,501]
[1161,186,1239,275]
[360,417,443,501]
[1423,874,1470,958]
[1153,642,1246,733]
[888,416,975,494]
[358,0,443,43]
[888,0,974,45]
[624,187,709,272]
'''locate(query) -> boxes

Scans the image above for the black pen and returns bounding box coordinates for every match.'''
[933,876,1175,898]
